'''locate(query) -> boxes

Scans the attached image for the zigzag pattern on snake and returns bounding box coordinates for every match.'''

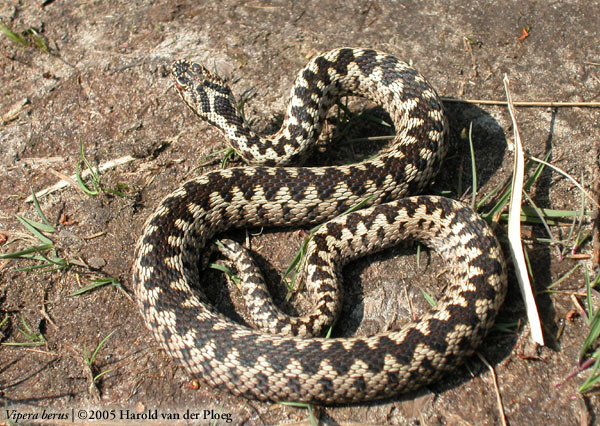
[132,48,507,404]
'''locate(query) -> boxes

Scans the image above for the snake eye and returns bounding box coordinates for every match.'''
[191,63,202,74]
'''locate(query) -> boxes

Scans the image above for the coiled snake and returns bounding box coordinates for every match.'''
[132,48,507,404]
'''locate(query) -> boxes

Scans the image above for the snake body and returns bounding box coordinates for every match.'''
[132,48,507,404]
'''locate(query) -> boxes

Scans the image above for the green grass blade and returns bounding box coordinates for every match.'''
[68,278,121,297]
[20,314,33,335]
[19,215,56,233]
[521,207,590,218]
[585,268,593,321]
[346,135,395,144]
[361,112,392,127]
[578,350,600,394]
[493,321,520,333]
[279,401,311,407]
[221,149,236,169]
[1,340,47,347]
[579,269,600,362]
[32,251,67,267]
[495,206,589,225]
[16,262,64,272]
[0,313,8,328]
[523,149,552,192]
[30,187,55,230]
[23,27,48,53]
[89,330,115,365]
[101,184,128,197]
[482,150,551,221]
[546,264,581,291]
[80,140,99,181]
[343,195,376,214]
[324,325,334,339]
[75,157,99,196]
[1,314,47,346]
[580,308,600,360]
[0,243,54,259]
[16,216,53,245]
[476,180,506,210]
[209,263,241,284]
[421,289,437,307]
[282,239,309,291]
[522,192,555,246]
[93,368,113,383]
[76,140,100,195]
[0,22,27,45]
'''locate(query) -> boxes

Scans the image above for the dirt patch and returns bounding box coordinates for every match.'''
[1,1,599,425]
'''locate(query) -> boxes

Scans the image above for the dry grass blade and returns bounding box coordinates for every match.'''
[503,74,545,346]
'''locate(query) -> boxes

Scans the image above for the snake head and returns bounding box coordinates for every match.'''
[171,59,237,125]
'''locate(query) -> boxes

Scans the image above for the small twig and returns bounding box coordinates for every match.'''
[570,294,587,319]
[40,288,56,327]
[441,97,600,108]
[403,284,417,322]
[477,352,507,426]
[592,144,600,264]
[20,347,59,356]
[83,231,106,240]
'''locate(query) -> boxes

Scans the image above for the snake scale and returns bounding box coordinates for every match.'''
[132,48,507,404]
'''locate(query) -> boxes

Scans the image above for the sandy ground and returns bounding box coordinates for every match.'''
[1,1,599,425]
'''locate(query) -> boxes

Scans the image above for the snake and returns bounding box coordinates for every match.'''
[132,48,507,404]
